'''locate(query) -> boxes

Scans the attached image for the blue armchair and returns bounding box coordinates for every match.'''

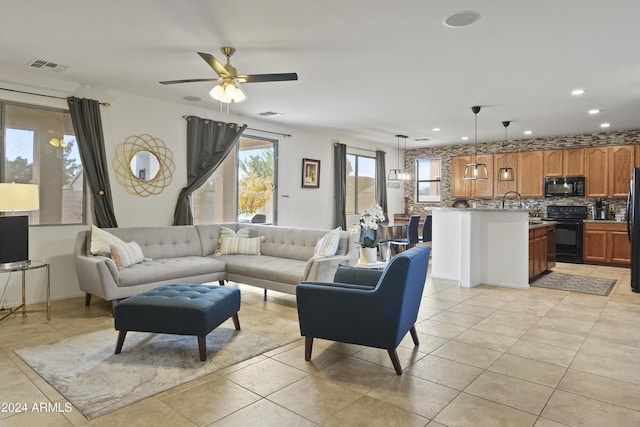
[296,245,431,374]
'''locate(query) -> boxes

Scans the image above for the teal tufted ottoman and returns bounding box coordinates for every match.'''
[114,284,241,361]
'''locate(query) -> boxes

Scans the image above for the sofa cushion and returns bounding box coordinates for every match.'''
[110,241,145,271]
[117,256,226,287]
[219,254,308,285]
[90,225,125,256]
[105,226,203,259]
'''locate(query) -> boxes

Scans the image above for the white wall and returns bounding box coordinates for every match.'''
[0,78,402,306]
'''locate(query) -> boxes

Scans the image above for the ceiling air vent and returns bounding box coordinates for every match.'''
[27,58,69,72]
[259,111,284,117]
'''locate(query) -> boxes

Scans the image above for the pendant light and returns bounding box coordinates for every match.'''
[497,121,515,181]
[400,135,411,180]
[388,134,408,181]
[463,106,488,180]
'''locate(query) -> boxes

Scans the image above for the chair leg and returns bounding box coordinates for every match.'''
[410,325,419,346]
[232,313,241,330]
[304,336,313,361]
[115,330,127,354]
[388,349,403,375]
[85,293,92,306]
[263,289,267,301]
[198,336,207,361]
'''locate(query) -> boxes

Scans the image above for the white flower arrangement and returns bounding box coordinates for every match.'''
[359,204,385,231]
[356,204,385,248]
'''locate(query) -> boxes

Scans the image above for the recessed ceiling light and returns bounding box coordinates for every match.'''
[461,136,469,141]
[600,123,611,128]
[524,130,533,135]
[571,89,585,96]
[443,11,481,28]
[588,109,600,115]
[182,96,201,102]
[432,127,441,132]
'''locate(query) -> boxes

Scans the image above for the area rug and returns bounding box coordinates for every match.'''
[530,272,617,296]
[15,314,300,420]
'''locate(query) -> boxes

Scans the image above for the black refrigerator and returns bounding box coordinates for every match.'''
[628,167,640,292]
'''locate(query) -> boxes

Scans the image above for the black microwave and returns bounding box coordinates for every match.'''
[544,176,585,197]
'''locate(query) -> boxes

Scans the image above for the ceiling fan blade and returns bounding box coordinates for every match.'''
[159,78,219,85]
[197,51,229,77]
[238,73,298,83]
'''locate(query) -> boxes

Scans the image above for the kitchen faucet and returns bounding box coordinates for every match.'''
[502,191,522,209]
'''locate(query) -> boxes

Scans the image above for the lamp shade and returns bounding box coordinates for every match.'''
[0,183,39,211]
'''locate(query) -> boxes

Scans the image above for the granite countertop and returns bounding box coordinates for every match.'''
[433,207,530,213]
[529,220,558,229]
[583,219,626,224]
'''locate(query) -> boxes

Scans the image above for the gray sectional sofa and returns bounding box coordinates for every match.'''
[74,223,357,307]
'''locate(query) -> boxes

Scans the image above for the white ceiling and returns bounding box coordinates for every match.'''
[2,0,640,148]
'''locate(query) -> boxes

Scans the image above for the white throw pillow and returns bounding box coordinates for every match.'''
[314,227,342,257]
[218,236,263,255]
[90,225,126,256]
[110,241,145,271]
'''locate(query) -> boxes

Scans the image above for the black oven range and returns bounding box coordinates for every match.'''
[545,205,589,264]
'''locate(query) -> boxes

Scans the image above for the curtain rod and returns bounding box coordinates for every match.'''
[0,87,110,106]
[181,115,291,138]
[336,142,385,154]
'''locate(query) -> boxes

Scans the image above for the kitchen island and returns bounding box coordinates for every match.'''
[431,207,530,289]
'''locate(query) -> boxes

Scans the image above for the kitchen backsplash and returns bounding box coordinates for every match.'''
[403,129,640,219]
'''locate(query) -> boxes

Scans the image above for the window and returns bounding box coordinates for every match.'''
[346,153,376,214]
[416,158,441,203]
[1,102,83,225]
[193,136,277,224]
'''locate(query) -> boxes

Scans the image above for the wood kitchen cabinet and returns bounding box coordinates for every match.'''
[564,148,585,176]
[583,221,631,266]
[544,148,584,177]
[544,150,564,177]
[585,145,633,198]
[609,145,634,198]
[517,151,544,197]
[451,154,493,198]
[585,146,608,197]
[529,224,553,281]
[494,152,518,197]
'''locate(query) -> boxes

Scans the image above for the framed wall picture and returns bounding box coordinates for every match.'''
[302,158,320,188]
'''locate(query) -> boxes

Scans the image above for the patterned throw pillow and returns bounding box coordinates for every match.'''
[218,236,263,255]
[314,227,342,257]
[109,241,145,271]
[215,227,252,255]
[90,225,126,256]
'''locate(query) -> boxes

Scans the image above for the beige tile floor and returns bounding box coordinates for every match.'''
[0,262,639,426]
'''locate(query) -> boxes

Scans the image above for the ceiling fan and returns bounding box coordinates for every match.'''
[159,47,298,103]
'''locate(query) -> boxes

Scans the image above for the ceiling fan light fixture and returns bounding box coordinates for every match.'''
[209,79,246,103]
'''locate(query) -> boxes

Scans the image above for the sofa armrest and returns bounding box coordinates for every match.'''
[74,254,120,300]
